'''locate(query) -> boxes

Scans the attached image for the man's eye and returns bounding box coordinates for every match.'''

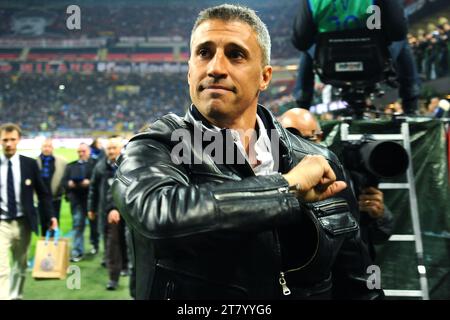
[198,48,209,57]
[229,50,244,59]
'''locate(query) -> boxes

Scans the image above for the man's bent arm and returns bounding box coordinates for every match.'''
[112,138,301,240]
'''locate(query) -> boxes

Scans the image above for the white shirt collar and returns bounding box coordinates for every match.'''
[0,152,23,217]
[1,152,20,165]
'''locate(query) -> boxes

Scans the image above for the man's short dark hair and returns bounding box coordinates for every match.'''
[191,4,271,66]
[0,123,22,137]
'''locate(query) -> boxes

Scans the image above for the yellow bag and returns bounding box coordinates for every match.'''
[32,229,69,279]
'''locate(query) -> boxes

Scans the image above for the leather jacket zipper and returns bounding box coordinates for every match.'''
[273,210,321,296]
[273,229,291,296]
[279,272,291,296]
[310,199,348,216]
[214,186,289,201]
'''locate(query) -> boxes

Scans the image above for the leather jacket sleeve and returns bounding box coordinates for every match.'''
[112,136,301,241]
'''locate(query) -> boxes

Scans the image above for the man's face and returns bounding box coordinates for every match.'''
[188,19,272,126]
[1,130,20,158]
[41,140,53,156]
[106,139,122,162]
[77,144,90,161]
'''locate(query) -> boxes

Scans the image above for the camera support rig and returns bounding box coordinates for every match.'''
[340,119,429,300]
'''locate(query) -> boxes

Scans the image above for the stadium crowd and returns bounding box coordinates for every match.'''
[0,73,190,134]
[409,17,450,80]
[0,72,286,135]
[0,1,298,60]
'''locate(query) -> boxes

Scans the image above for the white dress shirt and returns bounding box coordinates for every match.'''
[0,153,23,218]
[213,114,276,176]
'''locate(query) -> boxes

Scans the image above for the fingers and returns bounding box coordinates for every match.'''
[302,181,347,202]
[317,181,347,201]
[361,187,382,195]
[359,200,384,218]
[320,157,336,182]
[359,193,383,202]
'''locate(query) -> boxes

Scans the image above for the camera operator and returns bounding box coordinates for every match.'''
[291,0,420,115]
[279,108,394,260]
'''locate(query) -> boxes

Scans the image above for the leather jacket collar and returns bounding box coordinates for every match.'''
[185,104,295,174]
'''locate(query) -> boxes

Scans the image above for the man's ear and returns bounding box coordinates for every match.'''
[260,65,272,92]
[187,59,194,86]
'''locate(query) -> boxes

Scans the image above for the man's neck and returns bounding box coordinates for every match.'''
[205,105,258,154]
[2,152,15,160]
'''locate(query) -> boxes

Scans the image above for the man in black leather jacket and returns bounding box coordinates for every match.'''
[112,4,383,300]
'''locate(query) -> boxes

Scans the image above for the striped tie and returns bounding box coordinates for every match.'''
[7,160,17,218]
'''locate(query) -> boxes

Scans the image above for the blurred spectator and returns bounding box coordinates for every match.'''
[426,96,441,116]
[409,17,449,80]
[90,138,105,163]
[36,138,67,236]
[62,143,98,262]
[88,136,128,291]
[0,73,190,135]
[427,97,450,118]
[0,2,298,60]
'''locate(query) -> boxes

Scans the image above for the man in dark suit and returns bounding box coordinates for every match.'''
[36,138,67,236]
[88,136,128,290]
[0,123,58,300]
[63,143,98,262]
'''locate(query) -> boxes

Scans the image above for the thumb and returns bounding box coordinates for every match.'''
[317,181,347,201]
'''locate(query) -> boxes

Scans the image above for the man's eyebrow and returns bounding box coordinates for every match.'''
[194,41,214,49]
[227,42,250,56]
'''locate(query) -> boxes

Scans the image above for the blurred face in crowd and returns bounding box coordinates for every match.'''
[188,19,272,128]
[279,109,323,143]
[106,138,123,162]
[1,129,20,159]
[77,143,90,161]
[41,139,54,156]
[428,97,440,112]
[92,138,102,149]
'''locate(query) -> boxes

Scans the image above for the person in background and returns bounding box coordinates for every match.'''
[0,123,57,300]
[36,138,67,236]
[63,143,98,262]
[88,136,129,290]
[90,138,105,164]
[292,0,420,114]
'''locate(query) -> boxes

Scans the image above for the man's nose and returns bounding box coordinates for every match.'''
[207,52,227,80]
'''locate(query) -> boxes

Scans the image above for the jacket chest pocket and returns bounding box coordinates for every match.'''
[278,198,359,292]
[308,198,359,237]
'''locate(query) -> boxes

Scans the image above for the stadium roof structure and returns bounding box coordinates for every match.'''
[1,0,294,8]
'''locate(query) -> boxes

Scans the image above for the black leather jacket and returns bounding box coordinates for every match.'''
[112,105,383,300]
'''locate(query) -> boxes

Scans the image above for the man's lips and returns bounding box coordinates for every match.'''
[199,84,236,93]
